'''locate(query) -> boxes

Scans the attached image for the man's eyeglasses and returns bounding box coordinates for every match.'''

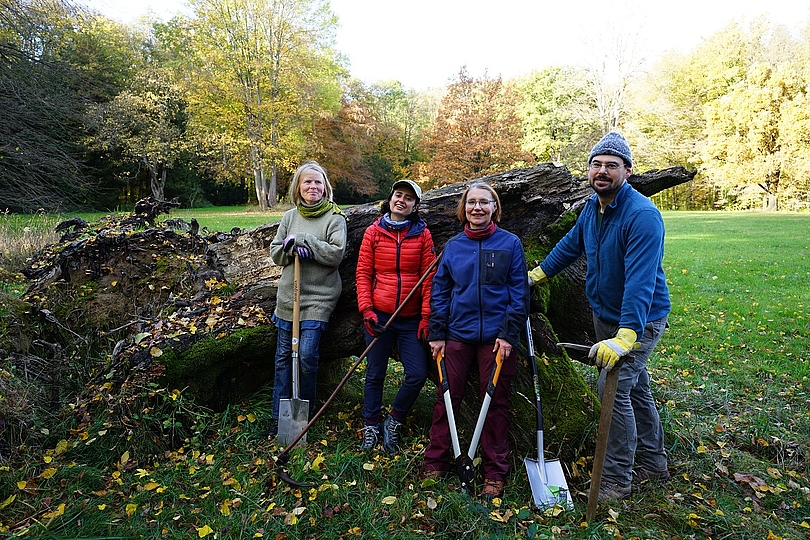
[589,161,623,171]
[465,199,495,208]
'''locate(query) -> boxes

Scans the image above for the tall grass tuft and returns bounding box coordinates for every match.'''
[0,210,61,272]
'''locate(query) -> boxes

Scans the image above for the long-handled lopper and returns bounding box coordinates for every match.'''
[277,253,308,447]
[436,348,504,494]
[524,319,573,509]
[273,254,441,488]
[558,342,634,521]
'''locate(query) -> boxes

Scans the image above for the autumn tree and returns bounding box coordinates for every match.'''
[177,0,343,210]
[418,67,532,187]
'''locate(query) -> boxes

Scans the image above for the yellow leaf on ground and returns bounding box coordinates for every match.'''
[43,503,65,519]
[120,451,130,466]
[381,496,397,505]
[40,468,57,479]
[197,524,214,537]
[16,481,26,490]
[55,440,69,455]
[144,481,160,491]
[126,503,137,516]
[220,499,231,516]
[223,477,242,490]
[362,462,374,471]
[312,454,325,470]
[149,347,163,358]
[0,495,16,509]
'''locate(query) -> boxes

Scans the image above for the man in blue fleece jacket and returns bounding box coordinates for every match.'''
[528,132,671,501]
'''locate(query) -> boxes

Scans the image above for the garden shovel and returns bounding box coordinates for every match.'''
[277,253,308,448]
[524,319,574,509]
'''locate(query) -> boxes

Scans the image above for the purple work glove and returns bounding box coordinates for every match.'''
[295,245,313,260]
[282,234,296,253]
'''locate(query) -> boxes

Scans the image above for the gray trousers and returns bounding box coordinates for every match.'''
[594,315,669,487]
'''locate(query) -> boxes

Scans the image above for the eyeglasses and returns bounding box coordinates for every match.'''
[465,199,495,208]
[589,160,623,171]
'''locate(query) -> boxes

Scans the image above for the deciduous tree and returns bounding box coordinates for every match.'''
[179,0,342,210]
[418,67,532,187]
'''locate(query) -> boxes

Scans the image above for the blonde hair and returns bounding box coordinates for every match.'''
[456,182,502,224]
[288,161,333,205]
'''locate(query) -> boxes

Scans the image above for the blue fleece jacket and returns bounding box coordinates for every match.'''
[540,182,671,335]
[429,227,529,346]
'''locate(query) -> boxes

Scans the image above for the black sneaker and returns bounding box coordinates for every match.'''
[360,423,380,451]
[268,418,278,438]
[381,414,403,454]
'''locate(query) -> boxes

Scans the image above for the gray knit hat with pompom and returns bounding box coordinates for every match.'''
[588,132,632,167]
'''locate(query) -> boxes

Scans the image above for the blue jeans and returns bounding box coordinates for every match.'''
[363,312,428,423]
[272,316,327,418]
[595,315,669,487]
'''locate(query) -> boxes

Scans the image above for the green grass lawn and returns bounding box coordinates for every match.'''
[1,211,809,539]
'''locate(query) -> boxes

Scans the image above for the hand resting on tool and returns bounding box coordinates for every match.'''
[295,245,313,260]
[527,265,548,287]
[282,234,296,253]
[362,308,385,336]
[588,328,640,371]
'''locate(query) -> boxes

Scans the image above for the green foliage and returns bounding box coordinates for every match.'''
[516,67,600,174]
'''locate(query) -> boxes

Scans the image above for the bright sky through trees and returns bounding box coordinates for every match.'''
[81,0,808,90]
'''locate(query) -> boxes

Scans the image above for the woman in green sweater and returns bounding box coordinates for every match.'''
[268,161,347,437]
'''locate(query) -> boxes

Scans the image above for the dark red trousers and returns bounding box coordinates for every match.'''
[423,340,517,481]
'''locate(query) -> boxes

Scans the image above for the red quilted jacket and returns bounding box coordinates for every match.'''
[356,217,436,319]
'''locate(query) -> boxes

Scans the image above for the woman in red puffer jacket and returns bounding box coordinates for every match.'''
[356,179,436,454]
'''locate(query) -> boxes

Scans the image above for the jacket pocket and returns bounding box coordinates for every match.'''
[482,249,510,286]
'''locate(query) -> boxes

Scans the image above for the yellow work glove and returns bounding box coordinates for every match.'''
[588,328,641,371]
[527,265,548,286]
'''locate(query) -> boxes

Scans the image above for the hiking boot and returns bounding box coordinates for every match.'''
[597,482,631,501]
[267,418,278,438]
[481,478,505,501]
[381,414,403,454]
[632,467,671,485]
[360,423,380,451]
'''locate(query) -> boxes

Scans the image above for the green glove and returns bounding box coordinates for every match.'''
[527,265,548,286]
[589,328,640,371]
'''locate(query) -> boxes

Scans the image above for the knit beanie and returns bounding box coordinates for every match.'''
[588,132,632,167]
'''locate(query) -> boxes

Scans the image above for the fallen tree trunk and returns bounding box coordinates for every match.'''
[209,163,694,360]
[200,164,694,454]
[17,163,694,460]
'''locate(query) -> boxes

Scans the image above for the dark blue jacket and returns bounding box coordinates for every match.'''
[540,182,671,335]
[429,227,529,346]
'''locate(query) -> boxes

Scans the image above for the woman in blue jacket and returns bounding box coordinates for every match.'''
[424,182,529,500]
